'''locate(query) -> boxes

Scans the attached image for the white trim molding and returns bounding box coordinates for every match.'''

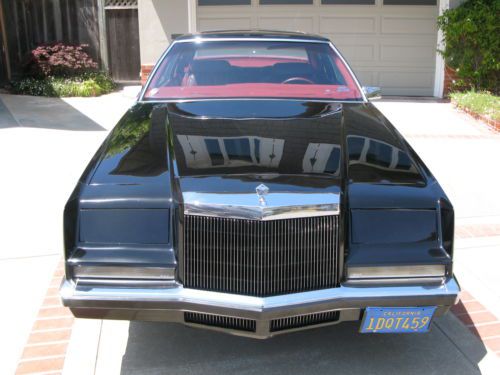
[434,0,449,98]
[188,0,197,33]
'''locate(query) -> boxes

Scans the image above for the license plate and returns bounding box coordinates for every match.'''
[360,307,436,333]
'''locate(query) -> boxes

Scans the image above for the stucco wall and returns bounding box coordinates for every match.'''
[138,0,190,65]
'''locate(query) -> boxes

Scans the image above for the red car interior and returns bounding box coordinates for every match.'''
[144,41,362,100]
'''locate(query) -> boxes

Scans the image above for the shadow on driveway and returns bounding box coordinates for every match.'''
[119,315,487,375]
[0,94,105,131]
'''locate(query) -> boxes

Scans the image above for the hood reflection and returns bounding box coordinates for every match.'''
[89,102,425,187]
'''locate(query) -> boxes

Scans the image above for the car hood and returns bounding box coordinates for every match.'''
[86,100,443,209]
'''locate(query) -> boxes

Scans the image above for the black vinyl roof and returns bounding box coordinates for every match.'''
[173,30,330,42]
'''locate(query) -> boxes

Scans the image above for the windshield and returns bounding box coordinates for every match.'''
[143,40,363,101]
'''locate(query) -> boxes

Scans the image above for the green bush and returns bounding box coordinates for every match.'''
[11,72,116,97]
[437,0,500,93]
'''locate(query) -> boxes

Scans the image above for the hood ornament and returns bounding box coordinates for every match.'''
[255,184,270,206]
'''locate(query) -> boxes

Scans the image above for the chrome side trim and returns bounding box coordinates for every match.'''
[72,265,175,280]
[138,98,365,104]
[344,277,446,286]
[183,192,340,220]
[174,37,330,44]
[347,265,446,280]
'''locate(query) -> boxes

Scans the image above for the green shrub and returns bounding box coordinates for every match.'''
[437,0,500,93]
[11,72,116,97]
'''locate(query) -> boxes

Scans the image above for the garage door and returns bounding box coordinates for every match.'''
[197,0,438,96]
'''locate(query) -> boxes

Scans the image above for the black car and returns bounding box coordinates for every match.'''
[61,31,459,338]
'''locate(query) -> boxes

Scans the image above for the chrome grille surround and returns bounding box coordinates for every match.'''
[183,191,340,221]
[183,215,340,297]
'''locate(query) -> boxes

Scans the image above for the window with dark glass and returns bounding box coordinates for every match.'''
[144,40,363,101]
[204,139,224,166]
[366,141,392,168]
[347,136,365,160]
[322,0,375,5]
[198,0,250,6]
[396,150,413,170]
[224,138,253,163]
[254,138,261,164]
[325,147,341,174]
[260,0,312,4]
[383,0,437,5]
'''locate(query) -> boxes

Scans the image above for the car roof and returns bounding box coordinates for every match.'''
[173,30,330,42]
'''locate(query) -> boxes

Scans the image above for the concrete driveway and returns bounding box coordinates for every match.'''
[0,94,499,375]
[75,316,490,375]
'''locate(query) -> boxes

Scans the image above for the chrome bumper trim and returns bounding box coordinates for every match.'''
[61,277,460,321]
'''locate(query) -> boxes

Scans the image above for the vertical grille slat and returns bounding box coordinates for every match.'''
[270,310,341,332]
[184,215,339,297]
[185,312,256,332]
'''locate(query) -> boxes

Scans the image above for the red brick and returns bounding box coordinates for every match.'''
[53,267,65,277]
[456,311,497,326]
[483,337,500,352]
[42,296,63,307]
[50,278,64,288]
[141,64,155,85]
[469,322,500,340]
[38,306,72,319]
[33,317,74,331]
[16,357,65,374]
[459,290,475,302]
[45,286,61,297]
[22,342,68,360]
[28,329,72,345]
[452,300,487,315]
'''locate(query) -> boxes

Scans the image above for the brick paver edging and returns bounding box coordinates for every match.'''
[451,101,500,133]
[15,261,73,375]
[453,291,500,356]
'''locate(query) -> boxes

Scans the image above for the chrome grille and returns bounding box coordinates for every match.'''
[183,215,339,297]
[185,312,256,332]
[270,311,340,332]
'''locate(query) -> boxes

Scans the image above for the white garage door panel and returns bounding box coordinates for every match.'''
[380,71,434,96]
[335,44,375,63]
[381,17,437,35]
[354,70,376,87]
[198,17,252,31]
[258,17,315,33]
[197,0,438,96]
[380,45,436,65]
[319,17,377,34]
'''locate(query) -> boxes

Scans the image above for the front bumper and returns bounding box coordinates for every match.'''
[61,277,460,338]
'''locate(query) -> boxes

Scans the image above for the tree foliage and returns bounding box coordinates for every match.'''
[438,0,499,93]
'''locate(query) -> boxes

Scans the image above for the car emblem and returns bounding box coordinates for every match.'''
[255,184,269,206]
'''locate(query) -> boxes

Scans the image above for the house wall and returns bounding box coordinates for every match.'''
[138,0,191,83]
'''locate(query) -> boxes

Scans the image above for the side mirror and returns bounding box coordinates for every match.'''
[363,86,382,100]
